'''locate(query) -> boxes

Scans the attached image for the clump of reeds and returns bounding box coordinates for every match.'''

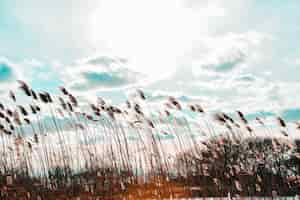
[0,81,299,199]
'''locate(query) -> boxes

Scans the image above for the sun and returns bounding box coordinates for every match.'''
[87,0,219,80]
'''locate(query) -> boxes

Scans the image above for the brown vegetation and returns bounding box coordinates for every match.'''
[0,81,300,199]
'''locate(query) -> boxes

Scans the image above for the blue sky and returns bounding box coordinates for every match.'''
[0,0,300,119]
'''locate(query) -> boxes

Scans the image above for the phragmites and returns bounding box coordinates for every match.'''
[168,96,182,110]
[126,100,131,109]
[237,111,248,124]
[1,80,300,199]
[281,130,288,137]
[75,123,85,130]
[34,134,39,143]
[68,94,78,107]
[35,105,41,112]
[18,80,32,97]
[6,109,13,117]
[86,114,97,122]
[146,119,155,129]
[277,117,286,128]
[89,103,100,116]
[67,102,73,112]
[165,110,170,117]
[5,117,11,124]
[246,125,253,133]
[189,104,196,112]
[60,86,69,95]
[222,113,234,123]
[195,104,205,113]
[27,141,32,150]
[256,117,264,126]
[106,106,115,120]
[0,112,5,118]
[59,97,67,110]
[225,123,233,130]
[18,105,28,116]
[30,105,37,114]
[189,103,205,114]
[188,104,204,113]
[24,118,31,124]
[45,92,53,103]
[3,129,12,135]
[94,107,101,116]
[39,93,49,103]
[37,92,52,103]
[112,106,122,114]
[9,124,15,131]
[31,89,38,100]
[214,113,226,124]
[134,103,143,116]
[137,89,146,100]
[9,90,16,102]
[90,103,100,113]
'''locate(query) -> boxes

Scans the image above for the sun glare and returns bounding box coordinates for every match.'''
[87,0,223,80]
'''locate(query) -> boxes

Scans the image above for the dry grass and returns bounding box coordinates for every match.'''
[0,81,300,199]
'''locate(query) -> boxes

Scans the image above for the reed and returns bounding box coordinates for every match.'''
[0,82,299,199]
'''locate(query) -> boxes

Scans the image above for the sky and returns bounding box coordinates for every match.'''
[0,0,300,120]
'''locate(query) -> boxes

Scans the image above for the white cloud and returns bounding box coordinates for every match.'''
[62,56,147,100]
[183,31,271,76]
[87,0,227,80]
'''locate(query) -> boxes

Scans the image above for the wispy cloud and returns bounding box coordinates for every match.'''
[64,55,145,92]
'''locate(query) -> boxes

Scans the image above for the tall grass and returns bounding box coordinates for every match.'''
[0,81,299,199]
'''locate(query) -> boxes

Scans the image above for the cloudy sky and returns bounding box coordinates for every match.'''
[0,0,300,120]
